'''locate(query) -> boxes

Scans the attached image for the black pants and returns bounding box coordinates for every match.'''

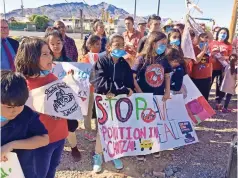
[212,70,223,99]
[192,77,212,101]
[67,120,79,132]
[218,92,232,109]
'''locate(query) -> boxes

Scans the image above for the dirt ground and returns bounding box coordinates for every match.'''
[55,83,237,178]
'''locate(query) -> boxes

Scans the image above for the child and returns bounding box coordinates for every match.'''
[132,31,171,161]
[1,70,49,178]
[216,54,237,113]
[45,28,81,160]
[191,33,212,101]
[15,37,68,178]
[90,34,134,173]
[166,47,186,95]
[81,35,101,141]
[168,29,183,56]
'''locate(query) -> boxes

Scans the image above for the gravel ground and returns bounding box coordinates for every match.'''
[55,87,237,178]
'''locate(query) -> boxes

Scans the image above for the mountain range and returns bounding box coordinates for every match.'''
[2,2,131,20]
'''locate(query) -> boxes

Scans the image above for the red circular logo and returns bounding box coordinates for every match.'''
[141,108,156,123]
[145,64,164,87]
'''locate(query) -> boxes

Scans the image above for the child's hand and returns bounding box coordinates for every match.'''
[127,88,134,97]
[1,142,14,162]
[162,92,171,102]
[67,69,74,75]
[106,92,115,99]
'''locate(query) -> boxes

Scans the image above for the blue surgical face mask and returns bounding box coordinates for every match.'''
[199,42,208,49]
[166,27,172,33]
[40,70,50,76]
[111,49,127,59]
[170,39,181,46]
[218,33,227,40]
[0,116,8,122]
[156,44,167,55]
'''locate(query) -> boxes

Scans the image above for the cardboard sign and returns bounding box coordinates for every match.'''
[181,22,196,61]
[0,152,25,178]
[52,62,92,116]
[95,93,198,162]
[26,75,83,120]
[181,75,215,125]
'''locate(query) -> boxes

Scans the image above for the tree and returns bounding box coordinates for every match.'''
[33,15,49,30]
[29,14,38,22]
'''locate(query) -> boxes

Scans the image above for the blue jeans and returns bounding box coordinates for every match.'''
[33,139,65,178]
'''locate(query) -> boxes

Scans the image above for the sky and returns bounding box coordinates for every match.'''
[0,0,234,27]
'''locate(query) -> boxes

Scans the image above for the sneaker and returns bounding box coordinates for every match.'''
[71,146,81,161]
[222,108,232,113]
[136,155,146,161]
[93,154,103,173]
[153,152,161,158]
[112,158,123,170]
[215,104,223,110]
[84,131,96,142]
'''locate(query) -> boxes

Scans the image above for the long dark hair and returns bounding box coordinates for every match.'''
[215,27,230,44]
[229,54,237,75]
[81,35,101,55]
[140,31,167,64]
[45,27,67,58]
[167,29,184,57]
[15,37,49,77]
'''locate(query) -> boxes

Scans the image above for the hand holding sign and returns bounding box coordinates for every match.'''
[1,143,14,162]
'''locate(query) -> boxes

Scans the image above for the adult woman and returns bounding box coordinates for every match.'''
[209,28,232,101]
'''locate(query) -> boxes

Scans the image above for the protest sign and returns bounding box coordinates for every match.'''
[52,62,92,115]
[181,75,215,125]
[181,21,196,61]
[95,93,198,162]
[0,152,25,178]
[26,75,83,120]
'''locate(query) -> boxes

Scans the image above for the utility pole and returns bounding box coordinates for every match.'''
[134,0,137,20]
[3,0,6,20]
[80,9,83,40]
[21,0,24,17]
[228,0,237,43]
[157,0,160,16]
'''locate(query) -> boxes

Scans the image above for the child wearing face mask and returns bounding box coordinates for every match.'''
[216,54,237,113]
[15,37,68,178]
[132,31,171,161]
[209,27,232,101]
[45,28,81,160]
[81,35,102,142]
[1,70,49,178]
[191,33,213,101]
[89,34,134,173]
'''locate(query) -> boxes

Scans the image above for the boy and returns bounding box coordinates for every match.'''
[1,70,49,178]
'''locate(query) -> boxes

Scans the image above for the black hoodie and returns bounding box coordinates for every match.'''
[90,53,135,95]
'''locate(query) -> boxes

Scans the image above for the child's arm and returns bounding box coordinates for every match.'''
[133,74,143,93]
[171,67,184,91]
[163,73,171,102]
[194,45,208,64]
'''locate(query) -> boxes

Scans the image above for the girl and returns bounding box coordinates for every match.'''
[132,31,171,161]
[191,33,212,101]
[45,28,81,160]
[90,34,134,173]
[82,20,107,55]
[15,37,68,178]
[81,35,102,141]
[216,54,237,113]
[209,27,232,100]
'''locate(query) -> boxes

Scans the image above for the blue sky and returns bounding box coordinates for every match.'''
[1,0,233,27]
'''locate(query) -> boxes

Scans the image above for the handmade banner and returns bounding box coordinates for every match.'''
[95,93,198,162]
[52,62,92,116]
[180,75,215,125]
[0,152,25,178]
[26,75,83,120]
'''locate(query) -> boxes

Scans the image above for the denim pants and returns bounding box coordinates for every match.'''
[34,139,65,178]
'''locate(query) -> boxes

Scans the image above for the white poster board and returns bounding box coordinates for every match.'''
[52,62,92,116]
[0,152,25,178]
[26,75,83,120]
[95,93,198,162]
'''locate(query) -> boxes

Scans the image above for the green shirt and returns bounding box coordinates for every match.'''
[53,56,72,62]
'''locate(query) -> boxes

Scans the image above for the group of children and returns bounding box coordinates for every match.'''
[1,17,237,177]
